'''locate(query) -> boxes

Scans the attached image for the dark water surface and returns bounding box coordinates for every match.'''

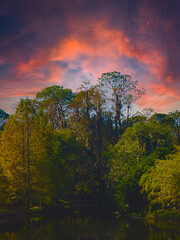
[0,210,179,240]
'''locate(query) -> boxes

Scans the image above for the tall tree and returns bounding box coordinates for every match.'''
[98,71,145,140]
[123,88,145,127]
[168,110,180,144]
[0,99,54,208]
[36,85,74,128]
[89,84,106,193]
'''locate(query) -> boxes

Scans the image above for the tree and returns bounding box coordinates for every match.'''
[0,164,9,203]
[53,128,98,197]
[36,85,74,128]
[150,111,180,144]
[68,81,102,196]
[98,71,145,141]
[106,119,175,212]
[68,86,92,149]
[0,108,9,131]
[0,99,54,208]
[140,147,180,211]
[168,110,180,144]
[89,84,106,194]
[123,90,145,127]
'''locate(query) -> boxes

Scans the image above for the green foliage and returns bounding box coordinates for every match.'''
[106,119,175,212]
[58,199,71,208]
[146,209,180,223]
[0,108,9,120]
[0,75,179,217]
[140,147,180,211]
[0,165,9,202]
[0,108,9,131]
[150,111,180,144]
[52,127,99,197]
[30,206,42,213]
[36,85,74,104]
[0,99,55,206]
[36,85,74,128]
[52,128,78,197]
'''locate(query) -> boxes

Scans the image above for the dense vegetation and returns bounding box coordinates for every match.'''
[0,71,179,218]
[0,109,9,131]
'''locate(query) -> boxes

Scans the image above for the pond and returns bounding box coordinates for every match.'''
[0,210,179,240]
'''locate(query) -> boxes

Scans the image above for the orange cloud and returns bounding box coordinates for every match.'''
[149,83,180,99]
[8,19,178,113]
[0,86,39,98]
[14,22,126,84]
[138,93,179,113]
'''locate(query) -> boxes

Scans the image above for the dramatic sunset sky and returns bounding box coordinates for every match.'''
[0,0,179,114]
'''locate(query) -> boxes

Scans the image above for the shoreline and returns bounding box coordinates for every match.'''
[0,203,179,224]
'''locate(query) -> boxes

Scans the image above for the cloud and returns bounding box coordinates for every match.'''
[0,0,179,113]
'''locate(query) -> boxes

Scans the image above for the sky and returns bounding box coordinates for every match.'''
[0,0,179,114]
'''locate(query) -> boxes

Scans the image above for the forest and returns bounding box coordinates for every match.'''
[0,71,179,219]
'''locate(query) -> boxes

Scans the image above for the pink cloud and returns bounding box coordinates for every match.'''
[0,5,179,114]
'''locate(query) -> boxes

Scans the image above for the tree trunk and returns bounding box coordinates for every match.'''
[75,103,80,122]
[126,105,130,127]
[85,90,90,119]
[97,102,103,187]
[58,103,66,128]
[115,94,119,142]
[22,127,26,181]
[26,124,30,211]
[118,99,122,135]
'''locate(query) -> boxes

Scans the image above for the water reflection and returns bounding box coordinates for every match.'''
[0,211,179,240]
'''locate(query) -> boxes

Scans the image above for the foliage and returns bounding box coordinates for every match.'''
[36,85,74,128]
[0,109,9,119]
[0,73,179,216]
[0,108,9,131]
[0,99,55,206]
[146,209,180,223]
[140,147,180,212]
[30,206,42,213]
[98,71,145,139]
[106,119,175,212]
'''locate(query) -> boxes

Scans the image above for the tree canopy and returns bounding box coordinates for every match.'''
[0,72,179,218]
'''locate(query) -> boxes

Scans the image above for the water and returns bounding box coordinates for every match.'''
[0,210,179,240]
